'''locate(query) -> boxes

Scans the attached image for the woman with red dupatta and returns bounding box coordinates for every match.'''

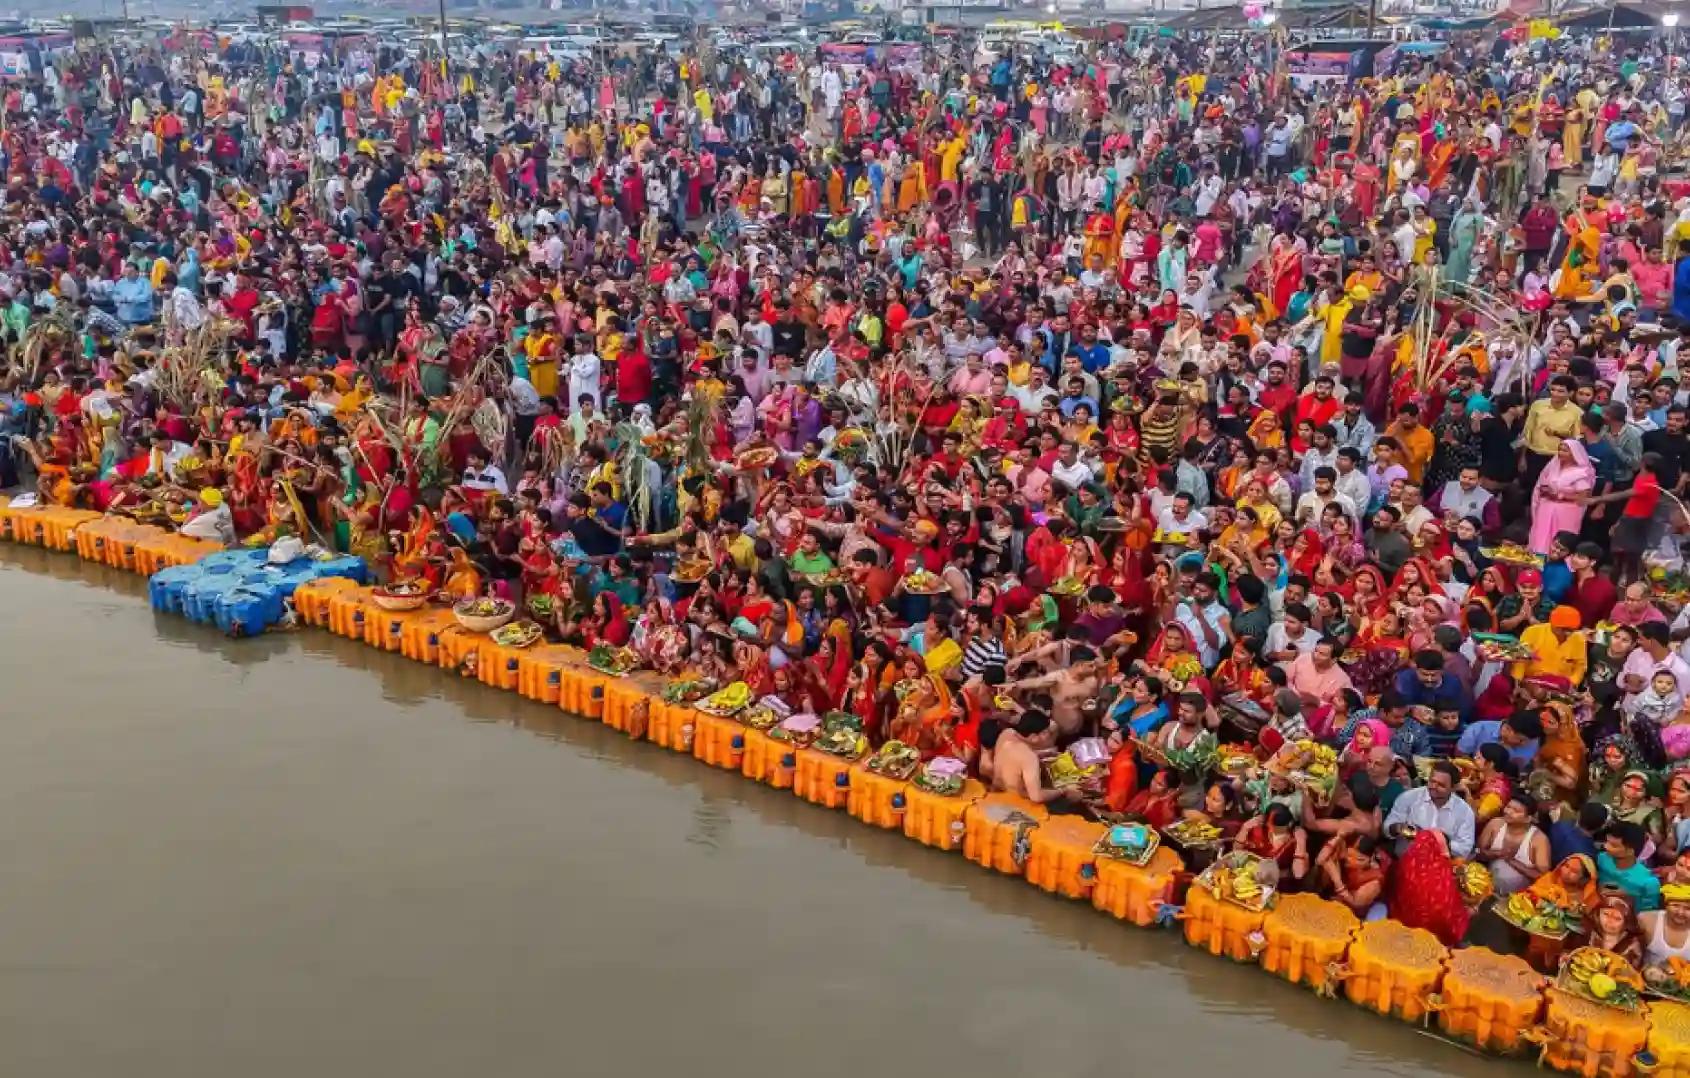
[1389,829,1471,946]
[1266,233,1305,317]
[806,632,853,712]
[1288,528,1326,579]
[225,452,267,537]
[1390,556,1445,607]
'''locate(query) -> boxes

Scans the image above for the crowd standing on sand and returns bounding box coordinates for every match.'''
[17,16,1690,988]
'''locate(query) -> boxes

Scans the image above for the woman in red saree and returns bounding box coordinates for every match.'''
[805,632,853,712]
[1266,233,1305,317]
[1237,804,1309,887]
[1347,563,1391,620]
[1388,829,1471,946]
[1121,766,1181,825]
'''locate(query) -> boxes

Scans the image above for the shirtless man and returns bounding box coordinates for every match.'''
[992,711,1084,806]
[1007,645,1104,737]
[1642,891,1690,971]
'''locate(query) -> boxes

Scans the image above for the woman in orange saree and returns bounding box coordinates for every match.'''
[888,656,959,760]
[389,505,439,582]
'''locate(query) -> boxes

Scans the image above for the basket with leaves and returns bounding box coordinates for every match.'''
[1556,947,1645,1011]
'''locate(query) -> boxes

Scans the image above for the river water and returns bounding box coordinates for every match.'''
[0,545,1530,1078]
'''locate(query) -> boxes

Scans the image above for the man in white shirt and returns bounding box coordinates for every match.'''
[460,450,509,496]
[180,490,235,546]
[1333,447,1374,519]
[1263,602,1323,664]
[1384,760,1477,858]
[1294,467,1358,526]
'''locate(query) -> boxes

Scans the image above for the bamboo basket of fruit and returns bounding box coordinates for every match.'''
[1645,957,1690,1003]
[1481,542,1544,568]
[1164,817,1227,852]
[661,677,716,704]
[453,597,515,633]
[372,581,430,612]
[1093,822,1161,866]
[694,681,752,717]
[1495,891,1575,941]
[1557,948,1646,1011]
[1197,850,1274,912]
[586,643,638,676]
[912,756,968,796]
[864,740,921,781]
[902,568,946,595]
[490,621,544,649]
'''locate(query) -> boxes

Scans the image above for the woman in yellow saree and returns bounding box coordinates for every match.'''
[1553,212,1603,301]
[439,546,483,602]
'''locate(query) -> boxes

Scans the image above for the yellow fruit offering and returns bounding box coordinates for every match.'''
[1589,972,1617,999]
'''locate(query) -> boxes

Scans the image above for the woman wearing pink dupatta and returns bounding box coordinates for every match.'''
[1529,438,1596,554]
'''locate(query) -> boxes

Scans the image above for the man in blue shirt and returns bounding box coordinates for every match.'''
[1067,324,1112,374]
[1541,531,1578,604]
[1598,821,1663,912]
[111,263,154,325]
[1456,712,1542,770]
[1392,649,1472,719]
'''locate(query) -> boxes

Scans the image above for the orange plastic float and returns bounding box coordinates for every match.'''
[739,727,795,789]
[645,699,696,753]
[793,748,857,809]
[1182,882,1267,963]
[435,626,481,675]
[1024,818,1107,899]
[292,576,360,628]
[106,524,161,571]
[514,645,578,704]
[41,508,99,552]
[600,678,650,734]
[1092,845,1183,926]
[6,504,46,545]
[327,585,376,639]
[133,534,220,575]
[846,764,910,830]
[398,608,460,664]
[558,667,608,719]
[1645,1000,1690,1078]
[1533,989,1650,1078]
[365,605,418,652]
[1259,893,1357,993]
[692,711,745,770]
[962,793,1050,876]
[1435,946,1545,1055]
[902,778,984,851]
[1340,919,1448,1023]
[475,639,525,692]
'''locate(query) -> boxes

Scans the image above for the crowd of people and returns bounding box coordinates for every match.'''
[12,16,1690,972]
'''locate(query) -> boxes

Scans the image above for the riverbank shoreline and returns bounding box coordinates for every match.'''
[0,497,1680,1078]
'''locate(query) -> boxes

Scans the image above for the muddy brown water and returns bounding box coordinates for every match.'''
[0,545,1531,1078]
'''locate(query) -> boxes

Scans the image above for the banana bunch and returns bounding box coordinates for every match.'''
[1565,949,1639,1004]
[1506,893,1538,922]
[703,681,751,712]
[1568,950,1610,982]
[1457,862,1494,903]
[1229,869,1263,902]
[1171,819,1223,845]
